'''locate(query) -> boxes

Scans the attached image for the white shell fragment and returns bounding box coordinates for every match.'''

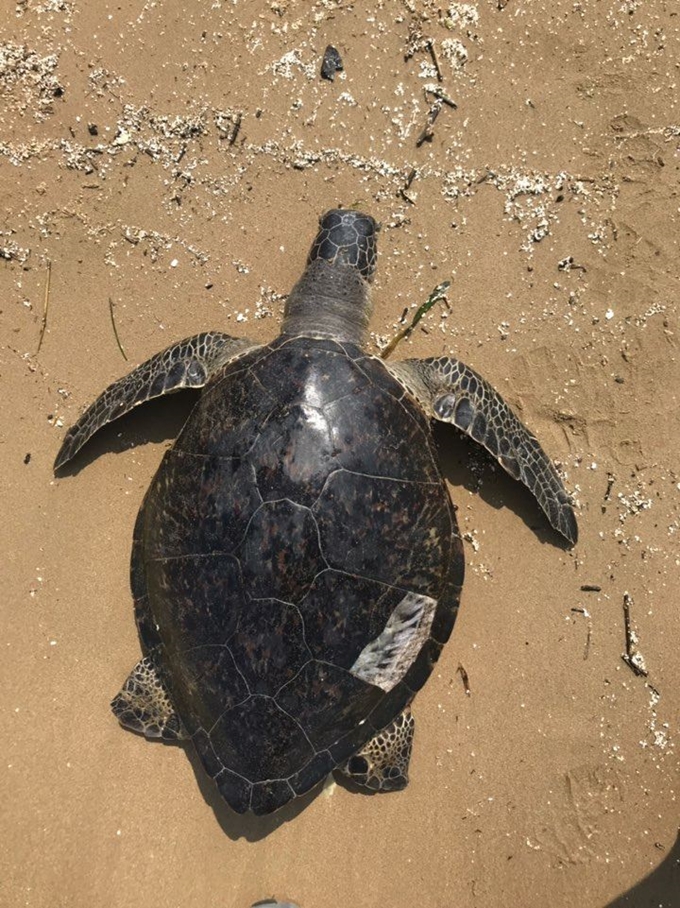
[350,592,437,692]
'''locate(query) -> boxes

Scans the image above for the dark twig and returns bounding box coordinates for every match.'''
[604,474,615,501]
[571,607,592,660]
[557,256,587,273]
[399,167,417,204]
[108,296,128,361]
[424,85,457,109]
[621,592,648,677]
[457,663,471,696]
[427,38,443,82]
[416,101,441,147]
[580,584,602,592]
[36,258,52,354]
[228,113,242,146]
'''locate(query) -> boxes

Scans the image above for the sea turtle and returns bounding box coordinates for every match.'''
[55,209,577,816]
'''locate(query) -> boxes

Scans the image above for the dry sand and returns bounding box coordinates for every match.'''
[2,1,679,906]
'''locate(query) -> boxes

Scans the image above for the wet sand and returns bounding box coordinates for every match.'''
[2,2,679,906]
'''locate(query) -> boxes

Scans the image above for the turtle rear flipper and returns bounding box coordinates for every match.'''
[388,357,578,546]
[111,655,187,741]
[338,709,415,792]
[54,331,259,470]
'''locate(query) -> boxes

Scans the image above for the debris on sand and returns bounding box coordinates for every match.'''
[0,43,63,120]
[320,44,343,81]
[621,592,648,678]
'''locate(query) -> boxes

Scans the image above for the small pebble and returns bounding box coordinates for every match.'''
[321,45,343,81]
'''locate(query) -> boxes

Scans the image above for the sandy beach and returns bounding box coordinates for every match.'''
[2,2,679,906]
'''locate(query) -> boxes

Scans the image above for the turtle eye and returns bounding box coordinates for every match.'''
[347,755,370,776]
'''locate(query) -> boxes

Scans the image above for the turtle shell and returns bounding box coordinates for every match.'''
[135,335,464,814]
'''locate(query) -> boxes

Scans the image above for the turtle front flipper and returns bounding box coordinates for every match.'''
[54,331,259,470]
[388,358,578,545]
[111,655,187,741]
[338,709,414,792]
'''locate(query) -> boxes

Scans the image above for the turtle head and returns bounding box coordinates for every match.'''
[281,209,379,346]
[337,710,414,794]
[339,747,409,794]
[308,209,379,283]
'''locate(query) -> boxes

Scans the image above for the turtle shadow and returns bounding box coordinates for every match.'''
[122,729,323,840]
[53,390,201,476]
[603,831,680,906]
[433,424,574,551]
[183,744,324,841]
